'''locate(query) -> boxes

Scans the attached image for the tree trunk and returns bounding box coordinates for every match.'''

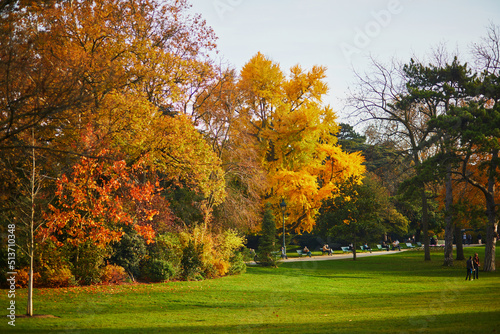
[443,164,454,266]
[483,219,497,272]
[483,185,497,271]
[27,135,35,316]
[454,225,465,261]
[27,254,33,316]
[483,148,498,272]
[421,187,431,261]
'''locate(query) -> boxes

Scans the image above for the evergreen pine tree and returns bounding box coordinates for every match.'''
[257,204,279,267]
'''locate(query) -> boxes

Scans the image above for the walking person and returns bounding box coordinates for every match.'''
[466,256,474,281]
[473,253,480,280]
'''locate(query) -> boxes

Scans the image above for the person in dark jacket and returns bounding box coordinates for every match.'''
[466,256,474,281]
[473,253,480,279]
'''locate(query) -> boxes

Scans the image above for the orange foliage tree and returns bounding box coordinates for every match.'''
[40,151,160,249]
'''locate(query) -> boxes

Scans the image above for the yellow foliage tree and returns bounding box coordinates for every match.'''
[237,53,365,232]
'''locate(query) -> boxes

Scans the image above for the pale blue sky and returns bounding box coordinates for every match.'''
[188,0,500,120]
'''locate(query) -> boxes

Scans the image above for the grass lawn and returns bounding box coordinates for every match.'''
[1,246,498,333]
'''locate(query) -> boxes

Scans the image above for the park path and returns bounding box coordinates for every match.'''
[280,243,482,263]
[282,249,408,263]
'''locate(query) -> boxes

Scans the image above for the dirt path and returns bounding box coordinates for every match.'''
[247,249,410,265]
[281,249,408,263]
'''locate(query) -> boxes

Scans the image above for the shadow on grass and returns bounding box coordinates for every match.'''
[7,310,498,333]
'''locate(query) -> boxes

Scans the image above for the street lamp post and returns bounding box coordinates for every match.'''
[280,199,287,259]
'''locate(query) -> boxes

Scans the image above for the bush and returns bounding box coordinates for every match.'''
[15,268,41,288]
[181,239,203,281]
[144,233,182,276]
[41,266,74,288]
[228,252,246,275]
[110,230,147,282]
[34,240,75,287]
[240,247,256,262]
[101,264,128,284]
[72,243,109,285]
[145,259,176,282]
[179,225,246,279]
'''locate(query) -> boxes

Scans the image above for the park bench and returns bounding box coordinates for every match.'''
[405,243,416,248]
[377,244,389,251]
[320,247,333,255]
[341,247,352,253]
[296,250,311,257]
[360,246,372,253]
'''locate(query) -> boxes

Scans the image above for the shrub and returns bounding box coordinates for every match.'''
[72,243,109,285]
[41,266,74,288]
[240,247,257,262]
[35,240,75,287]
[180,239,203,281]
[145,233,182,276]
[228,252,246,275]
[145,259,176,282]
[212,259,229,278]
[110,230,147,282]
[101,264,128,284]
[179,225,246,279]
[15,268,41,288]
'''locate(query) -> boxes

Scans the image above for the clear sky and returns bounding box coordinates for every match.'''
[188,0,500,121]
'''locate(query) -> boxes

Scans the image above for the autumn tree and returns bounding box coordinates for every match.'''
[237,53,365,233]
[0,0,222,184]
[40,151,159,248]
[468,24,500,272]
[0,0,217,147]
[193,68,266,232]
[1,0,226,246]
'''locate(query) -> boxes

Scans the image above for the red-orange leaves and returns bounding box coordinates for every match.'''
[40,153,162,248]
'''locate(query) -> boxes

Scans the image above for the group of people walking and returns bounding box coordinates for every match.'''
[466,253,480,281]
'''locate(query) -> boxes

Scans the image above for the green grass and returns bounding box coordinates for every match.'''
[1,246,498,333]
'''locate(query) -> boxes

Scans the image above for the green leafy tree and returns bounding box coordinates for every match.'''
[318,174,408,260]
